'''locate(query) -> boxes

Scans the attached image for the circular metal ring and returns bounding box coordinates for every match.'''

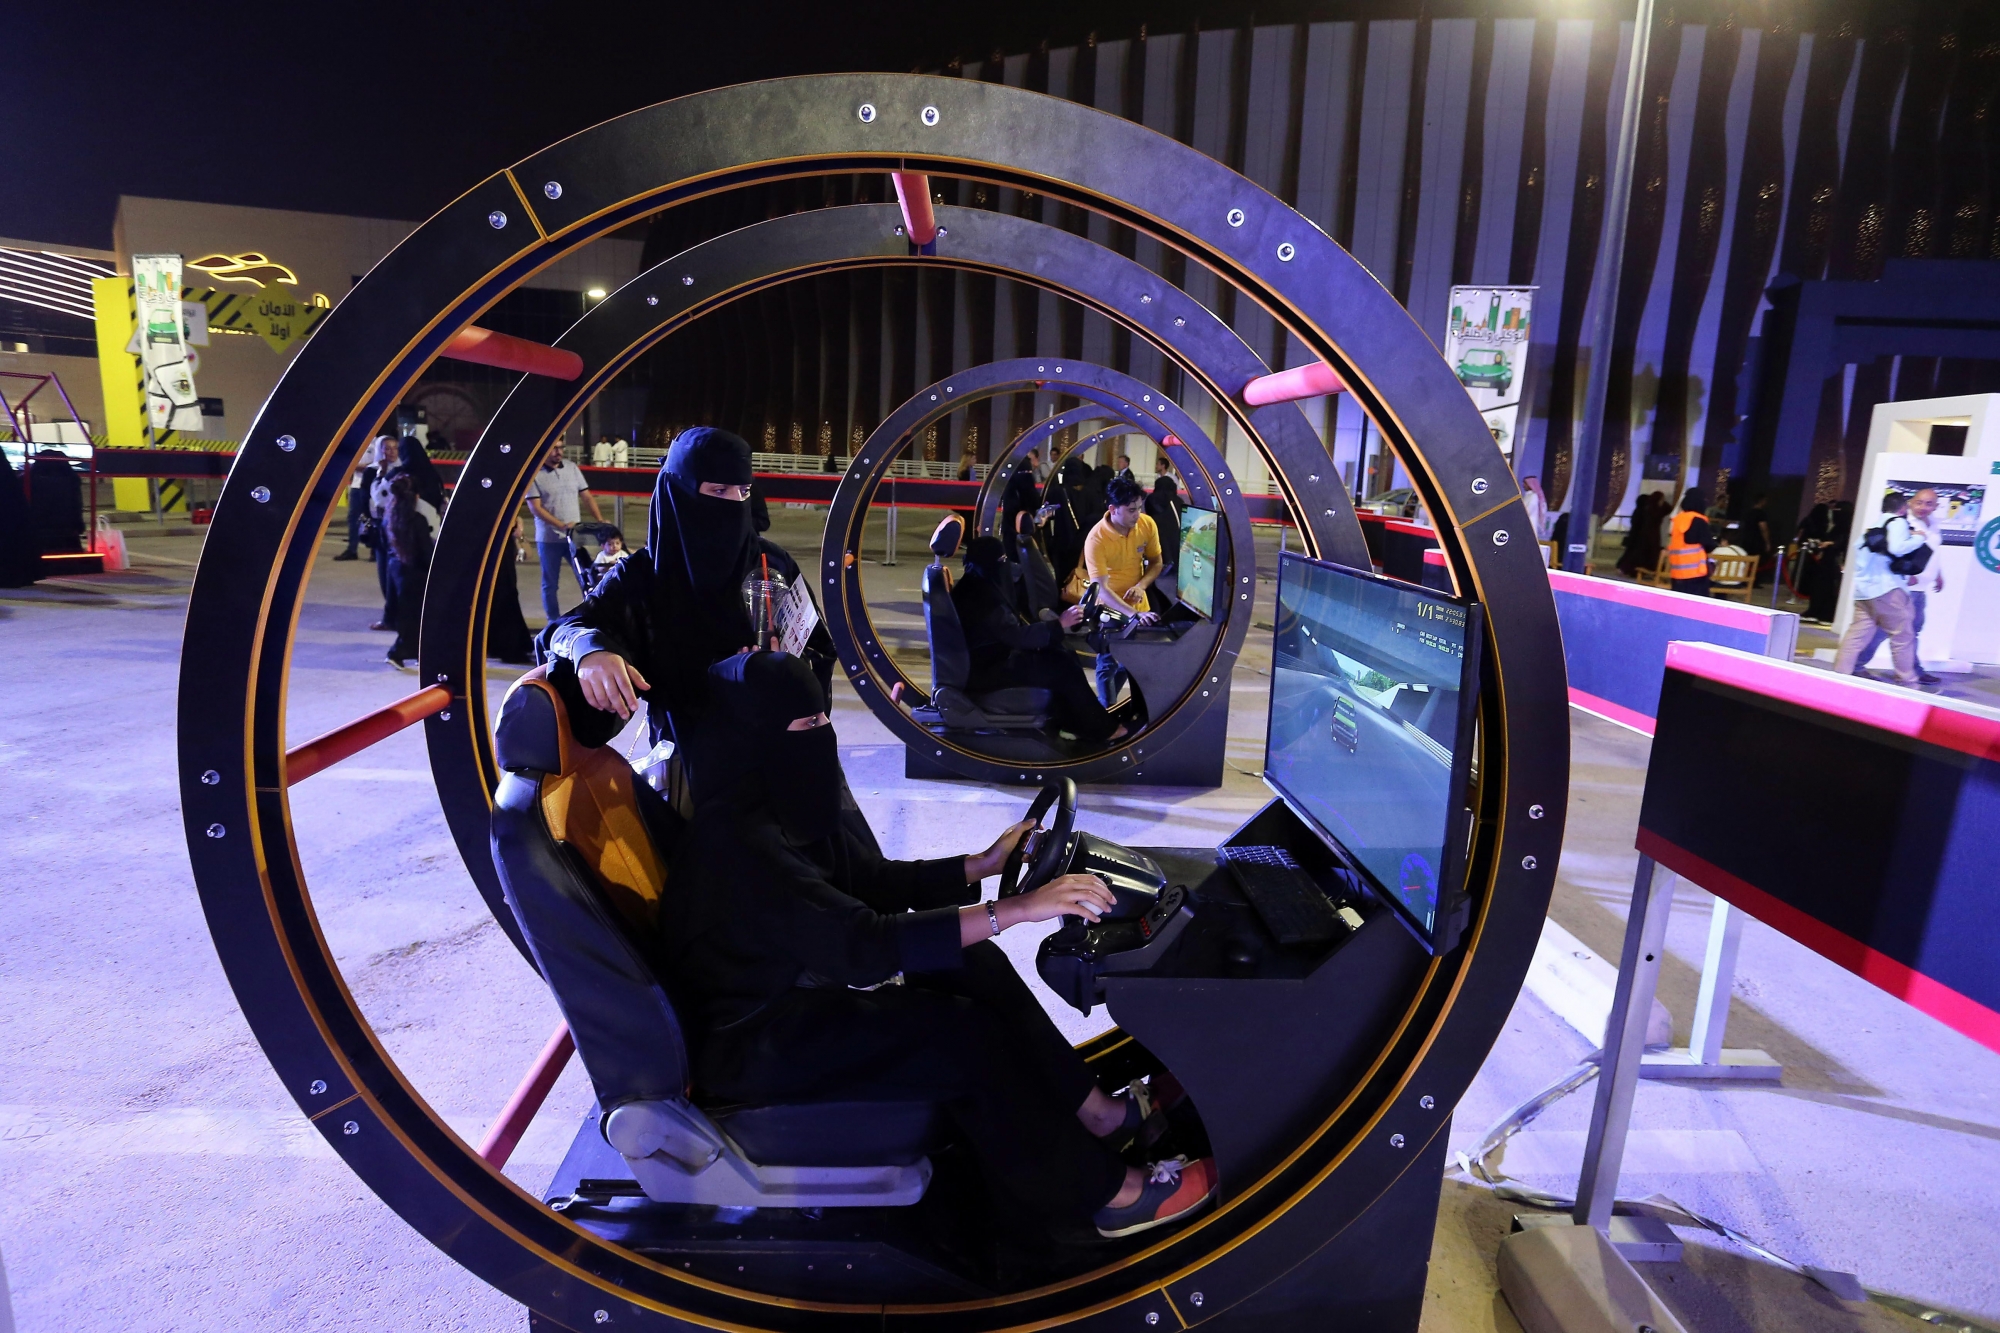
[180,74,1568,1333]
[418,202,1362,960]
[820,357,1251,783]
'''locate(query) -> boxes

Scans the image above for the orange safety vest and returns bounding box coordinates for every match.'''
[1667,510,1709,580]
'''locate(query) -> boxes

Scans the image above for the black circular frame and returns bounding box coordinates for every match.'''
[821,356,1252,782]
[177,75,1570,1333]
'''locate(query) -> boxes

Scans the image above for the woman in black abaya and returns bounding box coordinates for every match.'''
[394,436,447,512]
[544,427,832,788]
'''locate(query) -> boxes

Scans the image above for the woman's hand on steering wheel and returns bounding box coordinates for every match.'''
[1009,873,1117,927]
[966,819,1036,884]
[577,650,651,720]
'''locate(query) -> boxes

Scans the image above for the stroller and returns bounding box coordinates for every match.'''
[564,522,626,597]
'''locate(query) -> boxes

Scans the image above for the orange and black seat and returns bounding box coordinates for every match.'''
[488,667,941,1206]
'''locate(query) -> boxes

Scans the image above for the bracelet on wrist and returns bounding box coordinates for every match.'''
[986,902,1002,937]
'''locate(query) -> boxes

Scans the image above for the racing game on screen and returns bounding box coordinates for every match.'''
[1177,505,1220,619]
[1265,555,1472,940]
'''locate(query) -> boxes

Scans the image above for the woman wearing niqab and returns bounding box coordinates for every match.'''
[544,427,830,786]
[393,436,447,512]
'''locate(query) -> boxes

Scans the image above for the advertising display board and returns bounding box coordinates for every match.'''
[1444,285,1534,462]
[132,254,204,435]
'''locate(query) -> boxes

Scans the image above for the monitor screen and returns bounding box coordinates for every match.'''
[1176,505,1220,620]
[1263,553,1482,952]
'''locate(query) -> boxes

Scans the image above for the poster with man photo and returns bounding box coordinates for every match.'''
[1883,479,1985,547]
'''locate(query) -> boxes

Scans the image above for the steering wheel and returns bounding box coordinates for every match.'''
[997,777,1078,898]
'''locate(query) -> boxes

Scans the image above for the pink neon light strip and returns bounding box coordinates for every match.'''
[1665,642,2000,764]
[1568,687,1657,737]
[1638,829,2000,1056]
[1547,567,1782,634]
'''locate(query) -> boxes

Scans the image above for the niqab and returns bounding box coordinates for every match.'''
[647,426,759,652]
[707,651,842,846]
[396,436,446,511]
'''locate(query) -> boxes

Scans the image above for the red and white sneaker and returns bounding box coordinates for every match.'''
[1092,1156,1218,1239]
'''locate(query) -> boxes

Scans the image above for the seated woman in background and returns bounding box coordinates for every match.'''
[951,537,1127,743]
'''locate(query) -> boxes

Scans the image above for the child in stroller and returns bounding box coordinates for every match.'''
[566,522,627,597]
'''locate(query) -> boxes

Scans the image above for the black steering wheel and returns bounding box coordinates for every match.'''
[997,777,1078,898]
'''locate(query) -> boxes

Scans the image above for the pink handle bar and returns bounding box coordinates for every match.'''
[1242,361,1345,406]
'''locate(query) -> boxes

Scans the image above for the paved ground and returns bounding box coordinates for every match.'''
[0,510,1994,1332]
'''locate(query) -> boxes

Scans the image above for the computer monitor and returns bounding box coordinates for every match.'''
[1176,505,1220,620]
[1262,553,1483,954]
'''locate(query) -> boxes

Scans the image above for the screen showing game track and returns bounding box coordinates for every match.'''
[1177,505,1220,619]
[1264,555,1473,941]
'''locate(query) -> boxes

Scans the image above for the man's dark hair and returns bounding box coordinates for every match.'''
[1680,488,1706,513]
[1105,476,1145,508]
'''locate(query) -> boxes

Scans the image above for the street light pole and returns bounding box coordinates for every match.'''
[1563,0,1656,574]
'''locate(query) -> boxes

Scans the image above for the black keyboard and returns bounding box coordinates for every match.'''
[1219,845,1349,947]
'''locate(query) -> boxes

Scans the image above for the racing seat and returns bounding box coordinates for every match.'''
[909,515,1054,731]
[488,668,942,1206]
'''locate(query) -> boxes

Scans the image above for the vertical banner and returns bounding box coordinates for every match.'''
[132,254,203,436]
[1444,286,1535,463]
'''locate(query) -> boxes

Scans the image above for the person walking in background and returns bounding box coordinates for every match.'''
[1741,493,1772,581]
[396,435,446,513]
[1619,491,1666,578]
[1665,489,1718,597]
[1145,472,1184,574]
[335,444,377,560]
[1519,475,1549,544]
[526,438,604,621]
[1850,488,1943,686]
[486,515,536,665]
[1833,491,1931,691]
[362,437,399,630]
[383,475,439,669]
[1113,453,1135,484]
[1800,500,1851,623]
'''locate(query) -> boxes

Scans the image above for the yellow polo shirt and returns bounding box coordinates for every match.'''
[1083,513,1161,605]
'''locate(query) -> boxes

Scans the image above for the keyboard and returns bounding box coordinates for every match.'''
[1219,845,1350,947]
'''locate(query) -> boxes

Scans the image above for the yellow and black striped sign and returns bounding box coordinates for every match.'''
[187,285,329,353]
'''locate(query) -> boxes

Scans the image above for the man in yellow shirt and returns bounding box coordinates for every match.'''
[1082,476,1163,706]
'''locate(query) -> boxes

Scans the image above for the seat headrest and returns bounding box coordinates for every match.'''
[495,667,574,775]
[929,514,964,561]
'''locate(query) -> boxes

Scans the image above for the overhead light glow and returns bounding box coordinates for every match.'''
[186,252,300,288]
[586,288,607,300]
[0,246,114,321]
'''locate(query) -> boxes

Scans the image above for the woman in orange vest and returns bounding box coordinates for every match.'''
[1665,488,1718,596]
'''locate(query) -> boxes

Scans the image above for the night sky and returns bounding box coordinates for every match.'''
[6,0,1666,250]
[2,0,1212,249]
